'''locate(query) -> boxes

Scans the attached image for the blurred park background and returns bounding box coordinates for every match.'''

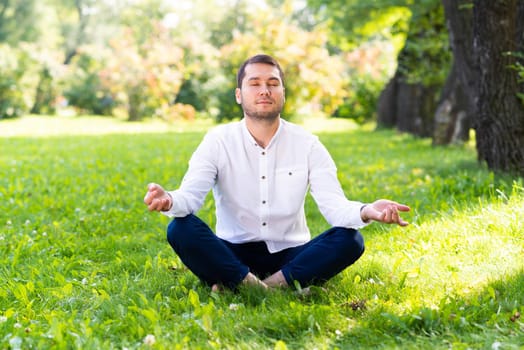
[1,2,524,347]
[1,0,523,176]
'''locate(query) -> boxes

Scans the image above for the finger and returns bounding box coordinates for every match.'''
[382,208,392,223]
[396,204,411,212]
[148,199,162,211]
[388,206,398,222]
[398,218,409,226]
[144,192,152,205]
[144,183,156,204]
[159,198,169,211]
[150,197,170,212]
[144,189,158,205]
[390,208,400,224]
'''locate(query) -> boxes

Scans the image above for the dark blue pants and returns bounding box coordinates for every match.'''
[167,214,365,289]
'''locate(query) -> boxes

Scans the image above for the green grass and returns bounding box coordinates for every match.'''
[0,116,523,349]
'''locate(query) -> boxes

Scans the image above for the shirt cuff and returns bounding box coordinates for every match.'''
[160,191,176,217]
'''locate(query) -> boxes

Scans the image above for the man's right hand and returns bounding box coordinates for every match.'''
[144,183,172,212]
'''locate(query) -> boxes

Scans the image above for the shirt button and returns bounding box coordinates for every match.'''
[288,172,292,176]
[262,222,267,226]
[261,151,266,155]
[262,200,266,204]
[261,175,266,180]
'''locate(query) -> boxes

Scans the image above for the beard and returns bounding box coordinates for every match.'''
[241,99,284,122]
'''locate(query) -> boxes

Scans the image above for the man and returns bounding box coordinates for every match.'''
[144,54,410,291]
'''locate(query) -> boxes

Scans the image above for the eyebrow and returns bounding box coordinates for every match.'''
[247,77,281,83]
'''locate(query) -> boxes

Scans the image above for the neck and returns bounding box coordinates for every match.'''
[244,115,280,148]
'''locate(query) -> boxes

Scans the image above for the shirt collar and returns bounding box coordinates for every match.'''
[241,118,284,149]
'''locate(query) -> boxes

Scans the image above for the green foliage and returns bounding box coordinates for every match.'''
[397,1,451,87]
[30,67,59,115]
[119,0,172,45]
[0,0,455,125]
[0,0,40,44]
[0,45,34,119]
[100,24,185,121]
[306,0,414,51]
[333,74,385,124]
[62,47,114,115]
[0,117,523,348]
[173,37,221,115]
[506,51,524,107]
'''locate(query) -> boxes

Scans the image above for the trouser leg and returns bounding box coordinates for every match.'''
[280,227,365,288]
[166,214,249,289]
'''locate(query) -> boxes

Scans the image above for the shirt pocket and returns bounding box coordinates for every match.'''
[273,167,309,214]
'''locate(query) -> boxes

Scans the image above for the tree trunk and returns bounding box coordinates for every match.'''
[63,0,90,65]
[376,72,398,128]
[433,61,471,145]
[473,0,524,175]
[377,52,440,138]
[434,0,475,145]
[396,80,439,137]
[377,2,447,138]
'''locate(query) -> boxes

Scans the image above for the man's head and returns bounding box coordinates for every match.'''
[235,54,285,122]
[236,54,285,89]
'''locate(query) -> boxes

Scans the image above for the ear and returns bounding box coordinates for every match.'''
[235,88,242,104]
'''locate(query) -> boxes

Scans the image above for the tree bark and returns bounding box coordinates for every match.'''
[377,2,447,138]
[377,51,440,138]
[473,0,524,175]
[433,61,471,145]
[376,72,398,128]
[396,80,439,137]
[434,0,475,145]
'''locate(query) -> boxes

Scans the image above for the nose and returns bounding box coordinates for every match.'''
[259,85,270,96]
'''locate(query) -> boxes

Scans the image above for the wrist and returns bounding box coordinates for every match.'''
[360,204,370,223]
[165,192,173,211]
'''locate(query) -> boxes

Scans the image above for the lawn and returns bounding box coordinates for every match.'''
[0,116,523,349]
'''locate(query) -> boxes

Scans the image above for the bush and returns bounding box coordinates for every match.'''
[0,45,31,119]
[161,103,196,122]
[333,75,385,124]
[100,25,185,121]
[63,48,114,115]
[30,66,58,115]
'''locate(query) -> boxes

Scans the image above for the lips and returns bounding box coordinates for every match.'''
[256,99,273,104]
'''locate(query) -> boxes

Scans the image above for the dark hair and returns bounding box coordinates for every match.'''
[236,54,285,89]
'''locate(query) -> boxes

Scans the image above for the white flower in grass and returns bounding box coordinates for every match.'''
[491,342,502,350]
[229,303,239,310]
[0,316,7,323]
[9,336,22,350]
[143,334,156,346]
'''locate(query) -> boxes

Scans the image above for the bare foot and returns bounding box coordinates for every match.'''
[242,272,269,289]
[262,270,288,288]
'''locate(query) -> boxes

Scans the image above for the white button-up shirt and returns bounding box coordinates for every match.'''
[163,118,368,253]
